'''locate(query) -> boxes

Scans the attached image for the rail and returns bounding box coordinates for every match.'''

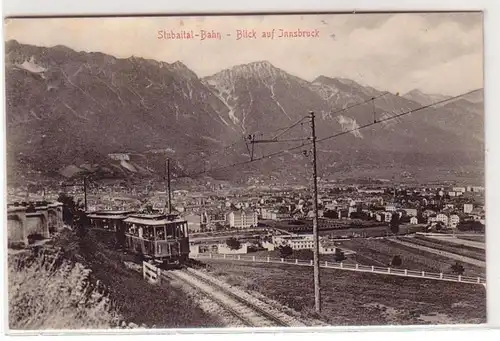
[191,253,486,285]
[163,268,298,327]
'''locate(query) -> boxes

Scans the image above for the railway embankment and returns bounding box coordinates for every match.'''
[8,229,223,329]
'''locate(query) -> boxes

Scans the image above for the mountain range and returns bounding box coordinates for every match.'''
[4,40,485,187]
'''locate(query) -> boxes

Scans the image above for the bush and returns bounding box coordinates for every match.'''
[450,262,465,275]
[226,237,241,250]
[391,255,402,267]
[278,245,293,258]
[334,248,347,262]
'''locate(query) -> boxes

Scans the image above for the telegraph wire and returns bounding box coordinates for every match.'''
[175,88,482,179]
[316,88,482,144]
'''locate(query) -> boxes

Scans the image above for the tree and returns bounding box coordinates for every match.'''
[226,237,242,250]
[457,221,485,232]
[57,193,82,226]
[390,213,400,234]
[323,210,339,219]
[214,222,224,231]
[334,248,347,262]
[278,245,293,258]
[450,262,465,275]
[391,255,402,267]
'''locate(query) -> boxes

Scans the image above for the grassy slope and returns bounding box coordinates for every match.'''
[42,230,222,328]
[202,260,486,326]
[8,247,121,330]
[336,238,485,277]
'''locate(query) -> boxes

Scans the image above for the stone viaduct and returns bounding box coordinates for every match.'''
[7,201,64,247]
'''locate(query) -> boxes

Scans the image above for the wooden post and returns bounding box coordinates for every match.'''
[388,268,391,274]
[296,259,299,264]
[267,256,270,263]
[422,271,425,277]
[281,258,284,263]
[371,266,374,272]
[477,277,481,284]
[404,269,408,275]
[440,273,443,279]
[458,275,462,282]
[310,111,321,314]
[355,264,359,270]
[340,262,344,268]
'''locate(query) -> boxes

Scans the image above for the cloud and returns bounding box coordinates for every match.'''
[4,13,482,96]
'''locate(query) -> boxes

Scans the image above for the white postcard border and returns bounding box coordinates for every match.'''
[0,0,499,340]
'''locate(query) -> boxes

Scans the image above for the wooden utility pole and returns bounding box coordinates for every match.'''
[166,159,172,214]
[310,111,321,313]
[245,114,320,311]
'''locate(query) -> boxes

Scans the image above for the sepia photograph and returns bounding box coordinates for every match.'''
[3,12,486,331]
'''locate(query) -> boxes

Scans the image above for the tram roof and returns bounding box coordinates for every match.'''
[123,216,186,226]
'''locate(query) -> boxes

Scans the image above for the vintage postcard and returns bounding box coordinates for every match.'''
[3,12,485,331]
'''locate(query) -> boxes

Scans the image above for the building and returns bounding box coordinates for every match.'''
[385,204,397,212]
[226,209,258,229]
[410,217,418,225]
[272,234,337,254]
[184,213,204,233]
[261,207,290,220]
[436,213,449,226]
[464,203,474,214]
[384,212,393,222]
[402,208,418,217]
[449,214,460,228]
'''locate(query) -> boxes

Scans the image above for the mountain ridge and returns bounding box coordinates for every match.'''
[4,40,484,185]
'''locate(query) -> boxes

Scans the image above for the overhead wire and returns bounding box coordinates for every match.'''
[175,88,482,179]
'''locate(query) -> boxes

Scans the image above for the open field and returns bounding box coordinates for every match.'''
[336,238,485,277]
[316,224,425,238]
[456,235,486,243]
[202,260,486,326]
[423,234,485,250]
[406,235,485,260]
[391,238,485,269]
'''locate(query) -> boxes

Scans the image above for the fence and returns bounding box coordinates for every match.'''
[142,261,161,284]
[192,253,486,286]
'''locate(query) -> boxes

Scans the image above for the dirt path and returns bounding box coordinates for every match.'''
[390,238,486,268]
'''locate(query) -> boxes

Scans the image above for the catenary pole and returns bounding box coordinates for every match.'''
[167,158,172,214]
[83,176,88,212]
[310,111,321,313]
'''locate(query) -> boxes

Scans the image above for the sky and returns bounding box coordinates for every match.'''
[4,12,483,96]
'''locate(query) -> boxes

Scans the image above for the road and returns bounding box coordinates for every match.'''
[389,238,486,268]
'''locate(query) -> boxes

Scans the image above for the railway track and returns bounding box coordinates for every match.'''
[162,267,305,328]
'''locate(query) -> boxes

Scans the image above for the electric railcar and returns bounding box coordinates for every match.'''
[87,210,190,264]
